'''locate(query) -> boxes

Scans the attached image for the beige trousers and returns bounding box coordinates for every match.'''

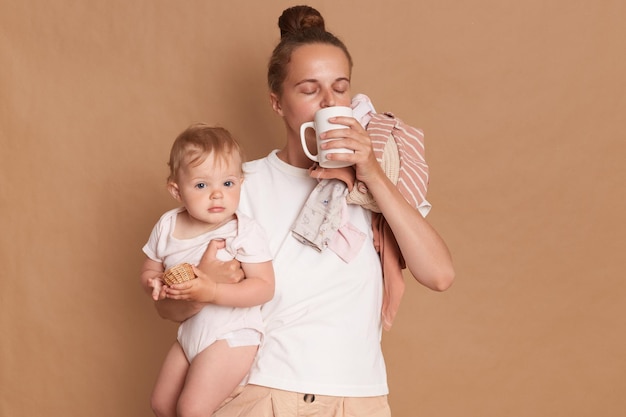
[213,384,391,417]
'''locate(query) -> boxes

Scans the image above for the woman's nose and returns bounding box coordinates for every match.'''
[320,90,336,108]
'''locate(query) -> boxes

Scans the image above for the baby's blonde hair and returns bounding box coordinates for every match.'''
[167,123,244,183]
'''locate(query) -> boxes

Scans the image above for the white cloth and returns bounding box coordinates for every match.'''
[238,151,388,397]
[143,208,272,361]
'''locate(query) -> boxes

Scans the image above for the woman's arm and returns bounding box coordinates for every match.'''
[155,239,245,322]
[154,298,205,322]
[364,170,454,290]
[322,116,455,291]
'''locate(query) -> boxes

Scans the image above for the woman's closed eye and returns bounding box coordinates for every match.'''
[332,80,350,95]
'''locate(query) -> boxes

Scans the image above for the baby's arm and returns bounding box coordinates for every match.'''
[140,257,165,301]
[166,260,275,307]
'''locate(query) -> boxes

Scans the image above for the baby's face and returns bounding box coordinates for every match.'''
[175,151,243,230]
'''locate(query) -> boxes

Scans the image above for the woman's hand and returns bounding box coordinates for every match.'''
[198,238,244,284]
[164,239,244,302]
[320,116,386,186]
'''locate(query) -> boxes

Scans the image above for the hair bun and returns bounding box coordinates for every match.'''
[278,5,325,38]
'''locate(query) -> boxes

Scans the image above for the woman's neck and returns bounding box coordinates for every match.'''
[276,141,314,169]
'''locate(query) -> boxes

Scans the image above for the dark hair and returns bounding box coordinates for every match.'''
[268,5,353,95]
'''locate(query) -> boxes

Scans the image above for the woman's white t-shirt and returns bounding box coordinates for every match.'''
[239,150,387,397]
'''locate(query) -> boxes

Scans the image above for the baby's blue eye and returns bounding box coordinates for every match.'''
[195,183,206,189]
[224,181,234,187]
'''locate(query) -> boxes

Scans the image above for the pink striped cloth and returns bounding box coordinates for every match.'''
[347,110,430,215]
[352,110,431,330]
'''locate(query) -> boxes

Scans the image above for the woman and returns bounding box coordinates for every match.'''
[157,5,454,416]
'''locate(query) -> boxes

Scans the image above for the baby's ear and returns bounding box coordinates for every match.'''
[167,182,181,201]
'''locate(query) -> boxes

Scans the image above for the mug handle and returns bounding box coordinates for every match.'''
[299,122,318,162]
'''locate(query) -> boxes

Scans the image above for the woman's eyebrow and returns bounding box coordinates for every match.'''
[294,78,318,86]
[294,77,350,87]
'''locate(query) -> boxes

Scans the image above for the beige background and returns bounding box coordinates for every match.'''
[1,1,624,416]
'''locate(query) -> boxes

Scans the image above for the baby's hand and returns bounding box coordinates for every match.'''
[165,266,217,303]
[148,278,165,301]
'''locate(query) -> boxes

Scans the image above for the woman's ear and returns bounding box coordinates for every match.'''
[167,182,182,201]
[270,93,283,116]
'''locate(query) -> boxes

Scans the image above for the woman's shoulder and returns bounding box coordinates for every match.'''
[243,151,276,174]
[242,151,281,187]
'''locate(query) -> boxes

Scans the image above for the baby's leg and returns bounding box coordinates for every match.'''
[177,339,258,417]
[150,342,189,417]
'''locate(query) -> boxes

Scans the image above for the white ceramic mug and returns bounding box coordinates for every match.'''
[299,106,354,168]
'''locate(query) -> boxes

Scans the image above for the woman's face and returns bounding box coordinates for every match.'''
[271,43,352,139]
